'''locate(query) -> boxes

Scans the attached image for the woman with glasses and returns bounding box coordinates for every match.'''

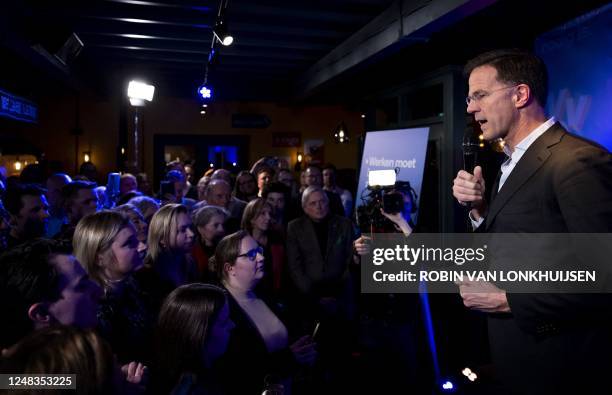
[212,231,317,395]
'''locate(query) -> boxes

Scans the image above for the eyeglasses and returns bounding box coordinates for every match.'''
[237,246,264,261]
[465,85,517,106]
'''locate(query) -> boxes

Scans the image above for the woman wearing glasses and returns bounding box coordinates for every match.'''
[212,231,317,395]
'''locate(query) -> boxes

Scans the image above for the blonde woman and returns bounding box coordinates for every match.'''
[113,203,149,247]
[74,210,153,363]
[144,204,197,290]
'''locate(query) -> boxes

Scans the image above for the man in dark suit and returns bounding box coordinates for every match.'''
[286,185,355,318]
[286,185,355,388]
[452,49,612,395]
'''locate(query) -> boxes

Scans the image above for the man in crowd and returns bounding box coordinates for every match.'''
[3,184,50,249]
[322,164,353,218]
[45,173,72,237]
[119,173,138,196]
[163,170,196,209]
[301,165,345,217]
[287,186,355,321]
[0,238,102,348]
[286,185,356,388]
[202,179,241,233]
[210,169,247,220]
[55,181,98,242]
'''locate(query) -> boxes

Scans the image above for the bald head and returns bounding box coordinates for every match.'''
[211,169,231,184]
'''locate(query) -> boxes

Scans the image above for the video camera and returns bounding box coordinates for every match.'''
[356,169,417,231]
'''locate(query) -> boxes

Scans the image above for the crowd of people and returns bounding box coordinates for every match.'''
[0,157,418,395]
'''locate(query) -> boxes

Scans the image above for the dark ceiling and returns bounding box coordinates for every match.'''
[2,0,395,101]
[1,0,610,103]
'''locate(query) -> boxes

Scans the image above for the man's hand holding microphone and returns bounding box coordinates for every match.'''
[452,165,487,221]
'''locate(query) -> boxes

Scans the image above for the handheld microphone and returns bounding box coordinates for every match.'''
[462,133,479,174]
[462,133,480,209]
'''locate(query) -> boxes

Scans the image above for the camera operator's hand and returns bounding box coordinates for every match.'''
[452,166,487,220]
[380,209,413,236]
[353,235,372,255]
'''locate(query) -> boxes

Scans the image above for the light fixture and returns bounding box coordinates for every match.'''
[209,163,214,168]
[121,147,125,155]
[232,162,237,167]
[294,152,303,172]
[213,0,233,46]
[83,151,91,163]
[297,153,303,163]
[200,110,206,115]
[213,19,233,46]
[333,122,349,144]
[361,114,366,118]
[127,80,155,107]
[440,380,456,392]
[198,84,212,100]
[14,158,22,171]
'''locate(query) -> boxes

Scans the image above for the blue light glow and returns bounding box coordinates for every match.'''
[198,85,212,100]
[441,381,454,391]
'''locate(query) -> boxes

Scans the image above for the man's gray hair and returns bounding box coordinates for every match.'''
[301,185,328,208]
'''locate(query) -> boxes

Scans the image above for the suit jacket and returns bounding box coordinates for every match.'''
[286,215,354,298]
[481,123,612,395]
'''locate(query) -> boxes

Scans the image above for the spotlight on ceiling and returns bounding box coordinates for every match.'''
[213,19,233,46]
[213,0,233,46]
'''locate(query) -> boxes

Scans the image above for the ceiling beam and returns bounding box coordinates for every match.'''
[294,0,498,98]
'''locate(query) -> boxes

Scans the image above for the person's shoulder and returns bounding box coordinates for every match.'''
[287,216,307,229]
[549,124,609,154]
[330,214,353,228]
[230,196,247,207]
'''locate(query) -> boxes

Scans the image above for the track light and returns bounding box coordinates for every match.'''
[213,0,233,46]
[213,19,233,46]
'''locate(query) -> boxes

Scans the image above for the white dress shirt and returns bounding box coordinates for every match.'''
[470,117,556,228]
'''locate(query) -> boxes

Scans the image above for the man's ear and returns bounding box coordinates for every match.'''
[514,84,531,108]
[224,262,234,276]
[28,303,52,327]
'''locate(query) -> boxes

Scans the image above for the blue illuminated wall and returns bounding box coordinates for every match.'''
[207,145,238,167]
[535,3,612,151]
